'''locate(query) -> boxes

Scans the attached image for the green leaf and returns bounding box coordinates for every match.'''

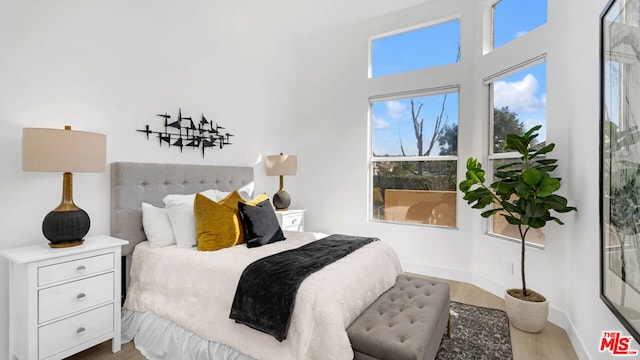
[473,196,494,209]
[465,170,483,184]
[495,170,519,179]
[505,215,521,225]
[532,143,556,157]
[529,217,546,228]
[532,158,558,166]
[535,164,558,173]
[496,161,523,171]
[543,194,568,210]
[524,125,542,137]
[538,177,561,197]
[464,158,486,184]
[522,168,542,187]
[525,202,547,218]
[462,188,487,203]
[494,182,516,197]
[481,209,500,218]
[515,182,534,197]
[506,136,528,155]
[466,157,482,171]
[462,188,495,210]
[555,205,577,213]
[502,201,520,213]
[459,180,472,192]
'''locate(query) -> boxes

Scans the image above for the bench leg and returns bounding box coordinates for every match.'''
[447,312,451,337]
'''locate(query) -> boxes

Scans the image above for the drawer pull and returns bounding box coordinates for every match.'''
[76,293,87,301]
[76,327,86,335]
[292,218,298,224]
[76,265,87,273]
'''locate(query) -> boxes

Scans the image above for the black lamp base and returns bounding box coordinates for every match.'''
[42,208,90,248]
[273,190,291,211]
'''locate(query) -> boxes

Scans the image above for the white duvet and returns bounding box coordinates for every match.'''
[124,231,403,360]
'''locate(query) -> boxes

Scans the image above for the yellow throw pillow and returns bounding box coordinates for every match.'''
[194,193,240,251]
[219,190,268,209]
[194,191,270,250]
[219,191,268,245]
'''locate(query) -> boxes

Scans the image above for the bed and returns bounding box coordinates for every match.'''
[111,162,403,360]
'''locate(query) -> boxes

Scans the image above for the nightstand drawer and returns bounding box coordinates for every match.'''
[280,214,304,231]
[38,253,114,286]
[39,304,114,360]
[39,273,114,323]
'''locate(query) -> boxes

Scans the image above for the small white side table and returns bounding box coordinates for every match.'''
[0,235,128,360]
[275,209,306,232]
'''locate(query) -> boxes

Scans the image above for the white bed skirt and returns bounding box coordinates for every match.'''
[122,309,254,360]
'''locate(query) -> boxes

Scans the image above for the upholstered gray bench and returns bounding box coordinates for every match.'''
[347,275,450,360]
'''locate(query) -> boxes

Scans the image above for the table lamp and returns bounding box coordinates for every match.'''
[22,126,106,248]
[265,153,297,211]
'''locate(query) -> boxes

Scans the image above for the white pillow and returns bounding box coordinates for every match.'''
[238,182,255,200]
[213,190,231,201]
[163,189,217,248]
[214,182,254,201]
[141,202,176,247]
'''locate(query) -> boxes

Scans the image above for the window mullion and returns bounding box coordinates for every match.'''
[372,155,458,162]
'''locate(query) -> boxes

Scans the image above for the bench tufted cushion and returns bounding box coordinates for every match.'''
[347,275,450,360]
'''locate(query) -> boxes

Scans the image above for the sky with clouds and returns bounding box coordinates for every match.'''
[493,62,547,144]
[372,92,459,157]
[371,0,547,157]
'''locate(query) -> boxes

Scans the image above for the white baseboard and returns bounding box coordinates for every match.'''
[563,316,591,360]
[402,261,472,283]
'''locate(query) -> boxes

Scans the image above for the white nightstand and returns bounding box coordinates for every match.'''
[275,209,306,231]
[0,235,128,360]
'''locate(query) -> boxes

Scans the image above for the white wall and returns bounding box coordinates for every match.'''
[553,0,639,358]
[0,0,635,359]
[294,0,635,358]
[0,0,299,356]
[295,0,475,284]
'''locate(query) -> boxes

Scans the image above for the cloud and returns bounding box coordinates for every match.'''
[514,31,528,38]
[522,118,547,142]
[494,74,545,113]
[372,115,390,129]
[523,117,545,130]
[386,100,406,119]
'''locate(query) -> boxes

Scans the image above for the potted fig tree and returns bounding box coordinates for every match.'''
[458,125,576,333]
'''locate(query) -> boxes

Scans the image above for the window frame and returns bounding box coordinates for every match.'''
[368,15,461,79]
[484,55,547,248]
[483,0,548,54]
[368,86,460,227]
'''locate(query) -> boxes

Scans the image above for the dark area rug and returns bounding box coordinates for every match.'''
[436,301,513,360]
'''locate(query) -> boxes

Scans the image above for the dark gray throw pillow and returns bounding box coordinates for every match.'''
[238,200,286,248]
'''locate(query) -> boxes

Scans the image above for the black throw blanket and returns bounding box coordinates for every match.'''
[229,234,378,341]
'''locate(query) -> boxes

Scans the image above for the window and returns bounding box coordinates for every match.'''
[489,60,547,153]
[370,89,458,226]
[486,59,547,245]
[491,0,547,50]
[370,19,460,78]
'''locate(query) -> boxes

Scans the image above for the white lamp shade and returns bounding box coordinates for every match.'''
[265,154,297,176]
[22,127,106,173]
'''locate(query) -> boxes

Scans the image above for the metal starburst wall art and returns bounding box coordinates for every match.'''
[137,108,234,157]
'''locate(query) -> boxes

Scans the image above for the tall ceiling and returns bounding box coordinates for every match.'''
[292,0,433,37]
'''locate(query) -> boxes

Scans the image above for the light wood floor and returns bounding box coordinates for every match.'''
[68,278,579,360]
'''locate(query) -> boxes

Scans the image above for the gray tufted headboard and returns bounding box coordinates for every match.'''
[111,162,254,256]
